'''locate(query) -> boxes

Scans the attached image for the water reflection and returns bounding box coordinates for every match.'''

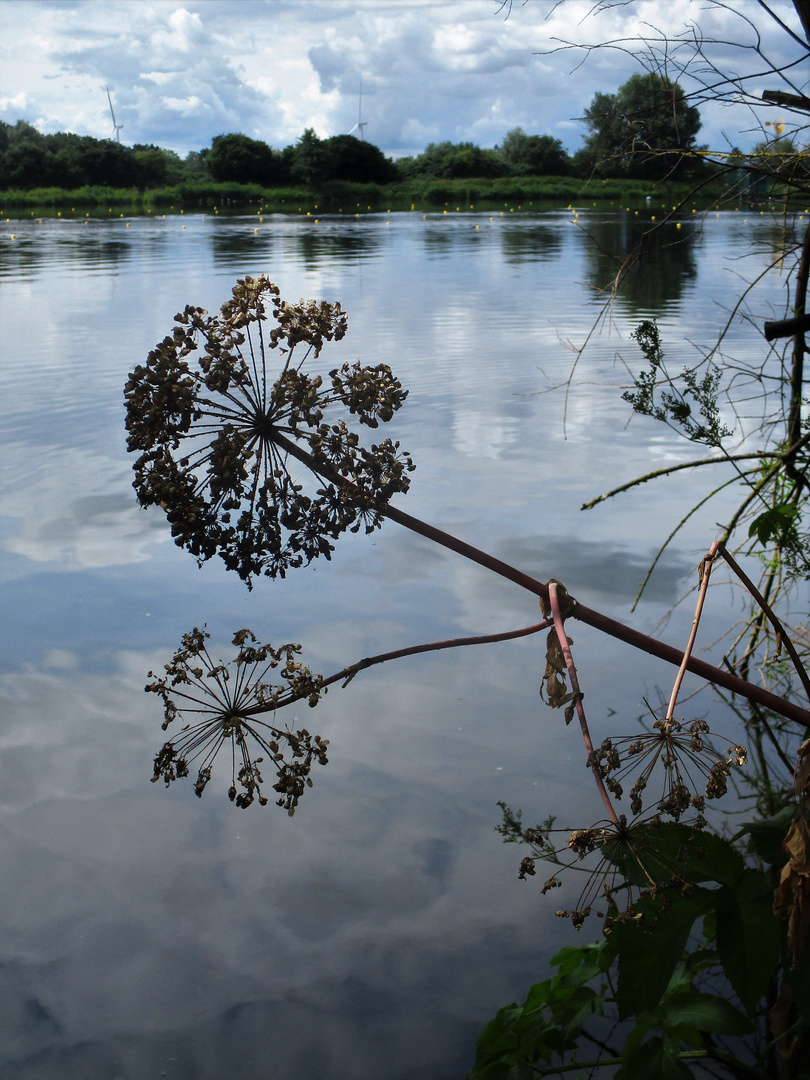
[207,216,388,272]
[578,212,698,312]
[499,221,563,264]
[289,222,386,270]
[0,208,792,1080]
[208,224,275,266]
[0,228,135,279]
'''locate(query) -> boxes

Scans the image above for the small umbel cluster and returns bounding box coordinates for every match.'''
[586,716,747,824]
[497,709,748,930]
[148,627,329,813]
[125,276,414,585]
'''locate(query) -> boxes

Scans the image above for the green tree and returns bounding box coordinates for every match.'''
[498,127,571,175]
[581,72,702,179]
[2,119,45,147]
[131,145,168,189]
[73,138,136,187]
[207,132,289,185]
[290,127,328,186]
[320,133,400,184]
[0,140,55,188]
[398,140,508,180]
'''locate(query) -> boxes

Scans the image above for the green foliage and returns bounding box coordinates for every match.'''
[397,140,510,181]
[749,502,801,548]
[498,128,571,176]
[320,134,400,184]
[623,320,733,447]
[469,941,614,1079]
[581,73,702,180]
[470,825,788,1080]
[207,132,290,185]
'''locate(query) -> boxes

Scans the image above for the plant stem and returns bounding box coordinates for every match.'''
[666,542,719,720]
[718,543,810,701]
[243,619,552,718]
[788,220,809,456]
[271,430,810,727]
[549,581,620,825]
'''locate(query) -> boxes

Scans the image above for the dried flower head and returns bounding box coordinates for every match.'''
[125,275,414,585]
[498,803,711,931]
[148,627,329,813]
[587,714,747,823]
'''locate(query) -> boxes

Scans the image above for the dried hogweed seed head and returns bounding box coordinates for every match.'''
[148,628,329,811]
[125,276,414,585]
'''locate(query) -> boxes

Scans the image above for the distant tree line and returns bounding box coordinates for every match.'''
[2,75,759,193]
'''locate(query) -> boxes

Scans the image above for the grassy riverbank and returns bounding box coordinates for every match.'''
[0,174,742,216]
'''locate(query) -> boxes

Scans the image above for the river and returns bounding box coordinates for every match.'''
[0,202,797,1078]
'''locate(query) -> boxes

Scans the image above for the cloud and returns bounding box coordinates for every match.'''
[1,0,799,157]
[0,444,169,572]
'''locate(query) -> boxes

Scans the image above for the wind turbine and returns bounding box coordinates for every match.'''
[106,87,124,142]
[347,82,367,140]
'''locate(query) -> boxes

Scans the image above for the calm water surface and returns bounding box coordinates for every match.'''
[0,206,796,1078]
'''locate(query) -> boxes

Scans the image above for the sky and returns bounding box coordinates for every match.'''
[0,0,805,160]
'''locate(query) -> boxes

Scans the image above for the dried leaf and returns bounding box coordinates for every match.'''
[564,693,583,726]
[774,816,810,967]
[795,738,810,804]
[541,629,575,709]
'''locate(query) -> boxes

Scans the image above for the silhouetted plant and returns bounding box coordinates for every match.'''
[125,275,413,585]
[148,627,328,812]
[127,256,809,1078]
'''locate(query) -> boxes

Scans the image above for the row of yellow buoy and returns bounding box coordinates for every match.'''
[5,199,808,240]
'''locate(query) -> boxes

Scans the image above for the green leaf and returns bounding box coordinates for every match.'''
[664,825,745,887]
[468,997,554,1080]
[748,503,800,547]
[665,950,720,996]
[549,985,601,1045]
[551,940,615,986]
[662,990,753,1036]
[737,806,798,866]
[616,1035,693,1080]
[715,869,782,1012]
[615,889,713,1019]
[604,822,744,889]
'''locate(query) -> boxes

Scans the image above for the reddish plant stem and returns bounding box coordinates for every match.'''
[273,431,810,728]
[666,542,719,721]
[244,619,552,718]
[549,582,620,825]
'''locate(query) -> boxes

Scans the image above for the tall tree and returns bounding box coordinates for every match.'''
[320,134,400,184]
[207,133,288,185]
[498,127,571,175]
[290,128,328,186]
[581,72,701,179]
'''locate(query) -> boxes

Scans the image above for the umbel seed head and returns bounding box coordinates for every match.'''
[125,275,414,586]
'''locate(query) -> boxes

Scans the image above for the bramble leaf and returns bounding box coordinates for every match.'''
[715,869,782,1012]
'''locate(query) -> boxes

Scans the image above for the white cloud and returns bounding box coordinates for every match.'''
[0,0,803,155]
[0,90,28,111]
[0,444,169,572]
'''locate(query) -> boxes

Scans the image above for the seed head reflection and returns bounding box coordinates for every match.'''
[148,627,328,813]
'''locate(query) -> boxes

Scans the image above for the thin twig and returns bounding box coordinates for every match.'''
[717,543,810,702]
[581,453,770,510]
[243,619,553,718]
[666,542,719,720]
